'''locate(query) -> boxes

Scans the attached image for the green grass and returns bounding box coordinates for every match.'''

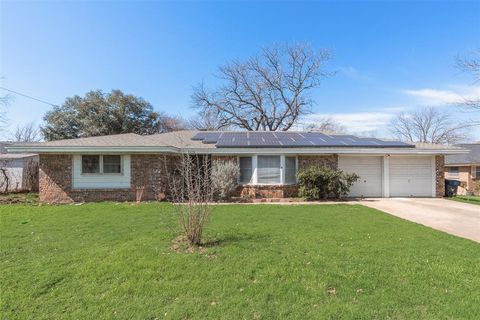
[449,195,480,205]
[1,203,479,319]
[0,192,38,205]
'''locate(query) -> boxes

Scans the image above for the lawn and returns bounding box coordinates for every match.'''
[449,195,480,206]
[0,192,38,205]
[1,203,479,319]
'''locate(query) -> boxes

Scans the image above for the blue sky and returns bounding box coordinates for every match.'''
[1,1,479,139]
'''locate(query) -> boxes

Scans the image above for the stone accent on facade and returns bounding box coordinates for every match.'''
[435,155,445,197]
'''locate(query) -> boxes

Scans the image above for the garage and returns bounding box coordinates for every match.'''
[389,156,434,197]
[339,155,436,198]
[338,156,383,197]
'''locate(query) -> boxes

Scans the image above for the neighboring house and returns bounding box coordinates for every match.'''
[0,142,39,193]
[7,131,465,203]
[444,143,480,195]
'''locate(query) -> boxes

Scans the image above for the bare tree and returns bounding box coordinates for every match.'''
[303,117,346,134]
[390,107,467,145]
[166,153,215,247]
[0,159,21,193]
[0,157,38,193]
[188,109,231,131]
[456,50,480,112]
[0,161,12,193]
[457,50,480,82]
[354,130,378,138]
[22,158,39,192]
[193,43,332,131]
[11,122,41,142]
[157,113,187,133]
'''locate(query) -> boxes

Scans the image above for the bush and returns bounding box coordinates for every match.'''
[297,166,359,200]
[211,160,239,200]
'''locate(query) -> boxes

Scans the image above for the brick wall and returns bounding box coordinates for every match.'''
[233,155,338,199]
[39,154,178,204]
[235,184,299,198]
[131,154,178,201]
[445,165,479,195]
[39,154,73,203]
[40,153,444,202]
[435,155,445,197]
[298,155,338,170]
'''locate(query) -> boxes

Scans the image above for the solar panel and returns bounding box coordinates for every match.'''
[191,132,223,144]
[191,131,414,148]
[191,132,207,140]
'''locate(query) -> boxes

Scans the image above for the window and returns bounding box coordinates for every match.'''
[239,157,253,183]
[81,155,122,174]
[257,155,281,184]
[475,166,480,178]
[449,166,459,177]
[82,155,100,174]
[237,155,298,185]
[103,155,122,173]
[285,156,297,184]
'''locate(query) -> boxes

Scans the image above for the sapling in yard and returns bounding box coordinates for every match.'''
[165,153,215,246]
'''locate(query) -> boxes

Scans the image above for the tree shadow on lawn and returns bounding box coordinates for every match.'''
[171,232,270,253]
[202,232,270,247]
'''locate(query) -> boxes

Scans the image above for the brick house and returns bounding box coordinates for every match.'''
[7,131,465,204]
[444,143,480,195]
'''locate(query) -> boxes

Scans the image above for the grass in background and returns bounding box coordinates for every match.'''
[449,195,480,205]
[0,192,38,205]
[1,203,479,319]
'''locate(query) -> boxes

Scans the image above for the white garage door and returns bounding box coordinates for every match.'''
[389,156,433,197]
[338,156,383,197]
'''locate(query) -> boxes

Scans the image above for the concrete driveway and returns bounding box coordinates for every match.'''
[360,198,480,243]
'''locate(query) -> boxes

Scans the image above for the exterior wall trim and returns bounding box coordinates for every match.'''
[383,155,390,197]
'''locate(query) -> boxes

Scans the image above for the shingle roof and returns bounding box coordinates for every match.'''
[147,131,215,148]
[0,141,12,153]
[11,131,213,149]
[1,141,37,159]
[413,142,463,150]
[7,130,465,153]
[0,153,38,160]
[445,144,480,165]
[14,133,147,147]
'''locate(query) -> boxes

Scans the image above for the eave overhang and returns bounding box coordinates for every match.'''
[6,146,180,154]
[7,145,468,156]
[444,162,480,167]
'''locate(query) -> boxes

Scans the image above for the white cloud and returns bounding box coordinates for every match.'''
[304,111,396,134]
[403,86,480,106]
